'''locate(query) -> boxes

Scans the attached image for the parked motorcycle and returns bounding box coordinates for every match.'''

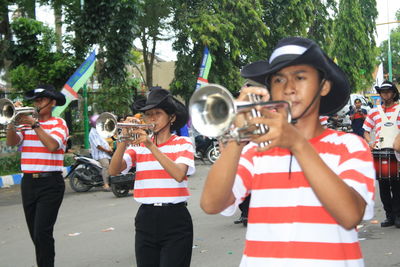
[195,135,220,164]
[66,154,135,198]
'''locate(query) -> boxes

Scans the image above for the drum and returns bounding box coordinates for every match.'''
[372,149,399,180]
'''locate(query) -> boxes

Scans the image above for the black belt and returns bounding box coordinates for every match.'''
[142,202,187,207]
[24,172,62,179]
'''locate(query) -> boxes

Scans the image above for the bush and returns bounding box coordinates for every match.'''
[0,153,21,176]
[0,152,75,176]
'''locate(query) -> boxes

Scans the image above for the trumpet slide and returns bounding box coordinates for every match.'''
[96,112,154,142]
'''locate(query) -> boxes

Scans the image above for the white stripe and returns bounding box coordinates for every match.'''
[240,255,364,267]
[134,179,188,189]
[21,164,63,172]
[251,187,321,207]
[21,152,64,160]
[269,45,307,64]
[246,222,358,243]
[380,83,393,88]
[135,196,189,204]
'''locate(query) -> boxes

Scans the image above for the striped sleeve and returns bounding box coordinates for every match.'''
[49,118,69,149]
[332,133,375,219]
[362,108,377,133]
[174,136,195,175]
[221,143,256,216]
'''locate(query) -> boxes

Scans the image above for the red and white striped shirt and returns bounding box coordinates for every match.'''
[123,135,195,204]
[17,117,69,173]
[363,103,400,138]
[222,129,375,267]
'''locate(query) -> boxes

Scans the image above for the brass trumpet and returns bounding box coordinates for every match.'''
[96,112,154,142]
[0,98,38,130]
[189,84,291,143]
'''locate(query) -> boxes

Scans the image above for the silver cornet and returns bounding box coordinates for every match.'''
[96,112,154,142]
[0,98,38,130]
[189,84,291,143]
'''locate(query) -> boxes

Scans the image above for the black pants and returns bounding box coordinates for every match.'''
[135,204,193,267]
[21,173,65,267]
[378,179,400,218]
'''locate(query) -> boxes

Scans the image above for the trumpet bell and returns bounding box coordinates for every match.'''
[0,98,16,124]
[0,98,37,129]
[189,84,236,137]
[96,112,117,138]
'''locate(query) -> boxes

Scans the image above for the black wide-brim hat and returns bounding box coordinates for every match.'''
[136,87,188,132]
[241,37,350,115]
[25,85,66,106]
[375,80,399,101]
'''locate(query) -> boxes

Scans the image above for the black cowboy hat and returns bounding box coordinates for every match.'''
[25,84,66,106]
[136,86,188,132]
[241,37,350,115]
[375,80,399,101]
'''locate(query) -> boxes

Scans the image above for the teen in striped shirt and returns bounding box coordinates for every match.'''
[6,85,68,267]
[201,37,375,267]
[363,81,400,228]
[109,87,195,267]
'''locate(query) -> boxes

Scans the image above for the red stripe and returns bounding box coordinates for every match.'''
[134,187,190,198]
[63,84,78,99]
[244,240,362,260]
[197,77,208,83]
[21,158,64,166]
[249,206,336,224]
[252,172,310,189]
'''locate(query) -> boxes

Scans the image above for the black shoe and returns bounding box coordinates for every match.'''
[381,218,395,227]
[234,216,245,224]
[395,216,400,228]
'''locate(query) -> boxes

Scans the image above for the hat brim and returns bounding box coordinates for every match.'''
[171,99,189,131]
[241,44,350,115]
[25,90,66,106]
[138,94,170,111]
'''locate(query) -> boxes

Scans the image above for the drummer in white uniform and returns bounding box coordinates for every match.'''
[363,80,400,228]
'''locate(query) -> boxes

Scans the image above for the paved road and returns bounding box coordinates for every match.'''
[0,161,399,267]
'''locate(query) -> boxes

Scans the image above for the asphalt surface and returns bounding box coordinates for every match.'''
[0,160,400,267]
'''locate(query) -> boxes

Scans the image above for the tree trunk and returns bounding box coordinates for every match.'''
[0,3,12,87]
[21,0,36,19]
[54,0,63,52]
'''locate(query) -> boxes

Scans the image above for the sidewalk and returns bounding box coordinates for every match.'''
[0,166,71,188]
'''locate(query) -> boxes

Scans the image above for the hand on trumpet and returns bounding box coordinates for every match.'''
[120,116,152,147]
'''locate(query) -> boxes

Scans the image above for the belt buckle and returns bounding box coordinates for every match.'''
[32,173,40,179]
[154,203,162,206]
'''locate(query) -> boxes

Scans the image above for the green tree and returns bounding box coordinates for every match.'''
[332,0,378,91]
[170,0,269,102]
[66,0,141,85]
[135,0,172,87]
[379,9,400,82]
[260,0,337,54]
[7,17,76,92]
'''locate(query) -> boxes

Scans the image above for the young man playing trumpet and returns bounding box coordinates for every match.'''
[6,85,69,267]
[201,37,375,266]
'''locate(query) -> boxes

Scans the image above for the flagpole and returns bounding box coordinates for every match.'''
[80,0,90,149]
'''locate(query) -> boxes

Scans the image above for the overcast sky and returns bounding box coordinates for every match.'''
[34,1,400,61]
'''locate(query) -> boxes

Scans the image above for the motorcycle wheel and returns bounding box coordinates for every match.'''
[111,184,130,198]
[69,167,92,192]
[206,145,220,164]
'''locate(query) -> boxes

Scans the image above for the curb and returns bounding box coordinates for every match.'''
[0,166,72,188]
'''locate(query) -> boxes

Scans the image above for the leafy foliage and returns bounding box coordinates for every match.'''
[379,9,400,82]
[170,0,270,102]
[332,0,378,91]
[7,17,76,92]
[89,77,141,117]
